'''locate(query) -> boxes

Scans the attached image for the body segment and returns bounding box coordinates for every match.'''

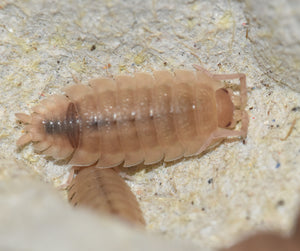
[16,67,248,168]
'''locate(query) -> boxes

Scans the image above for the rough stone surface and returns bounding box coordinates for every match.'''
[0,0,299,250]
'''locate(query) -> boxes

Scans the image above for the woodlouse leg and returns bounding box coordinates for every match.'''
[58,166,82,190]
[210,73,246,109]
[193,64,247,108]
[113,167,134,181]
[196,117,248,155]
[16,133,32,146]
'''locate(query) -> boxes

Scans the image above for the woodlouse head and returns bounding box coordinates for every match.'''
[16,94,75,160]
[215,88,235,128]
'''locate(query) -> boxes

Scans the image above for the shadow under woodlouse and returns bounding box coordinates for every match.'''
[222,213,300,251]
[68,166,145,227]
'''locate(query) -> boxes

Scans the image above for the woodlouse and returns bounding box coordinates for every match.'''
[68,166,145,226]
[16,66,248,168]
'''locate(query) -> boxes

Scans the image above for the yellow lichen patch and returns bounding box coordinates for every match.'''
[69,60,87,73]
[20,58,41,73]
[8,33,39,54]
[191,3,199,11]
[257,30,273,39]
[49,34,68,47]
[119,64,127,72]
[292,57,300,69]
[187,18,197,30]
[0,132,9,139]
[217,11,234,30]
[134,52,147,65]
[52,175,65,188]
[23,152,38,163]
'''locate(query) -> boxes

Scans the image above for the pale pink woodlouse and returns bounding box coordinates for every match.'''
[16,66,249,170]
[68,166,145,226]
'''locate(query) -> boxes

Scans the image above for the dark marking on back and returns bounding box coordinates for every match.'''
[225,121,231,127]
[66,102,80,149]
[42,102,80,149]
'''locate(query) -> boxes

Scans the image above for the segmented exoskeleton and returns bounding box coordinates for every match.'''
[16,66,248,168]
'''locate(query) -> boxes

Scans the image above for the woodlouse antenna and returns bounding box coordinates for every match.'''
[16,113,33,146]
[16,113,32,124]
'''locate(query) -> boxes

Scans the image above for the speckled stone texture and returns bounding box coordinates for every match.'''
[0,0,299,250]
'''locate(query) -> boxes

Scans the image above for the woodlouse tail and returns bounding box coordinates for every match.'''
[16,133,32,146]
[68,166,145,226]
[16,95,75,160]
